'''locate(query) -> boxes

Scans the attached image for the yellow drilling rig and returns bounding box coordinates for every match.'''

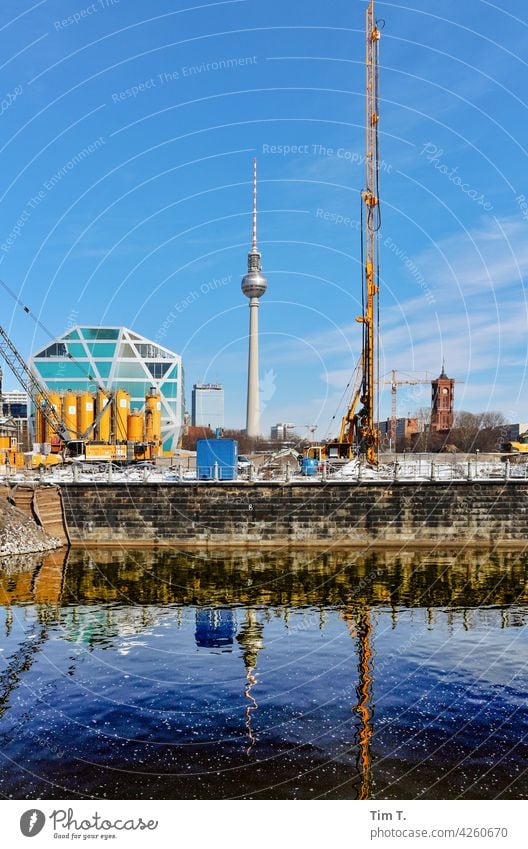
[307,0,381,466]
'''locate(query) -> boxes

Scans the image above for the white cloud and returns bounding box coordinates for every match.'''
[414,215,528,294]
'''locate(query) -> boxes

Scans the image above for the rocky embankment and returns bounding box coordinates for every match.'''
[0,498,62,557]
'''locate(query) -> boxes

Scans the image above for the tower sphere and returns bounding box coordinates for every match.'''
[241,271,268,298]
[241,156,267,299]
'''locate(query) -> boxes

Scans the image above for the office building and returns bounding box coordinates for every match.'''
[191,384,224,430]
[270,423,296,441]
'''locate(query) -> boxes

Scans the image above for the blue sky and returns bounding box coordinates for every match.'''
[1,0,527,434]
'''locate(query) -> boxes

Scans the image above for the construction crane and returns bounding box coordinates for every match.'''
[382,370,431,448]
[356,0,382,465]
[0,326,71,445]
[0,324,113,454]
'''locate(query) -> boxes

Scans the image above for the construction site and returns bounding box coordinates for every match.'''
[0,1,525,557]
[0,0,526,817]
[0,2,524,495]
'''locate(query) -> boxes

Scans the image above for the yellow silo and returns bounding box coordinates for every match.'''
[63,391,78,440]
[127,410,143,442]
[47,392,62,445]
[115,389,130,442]
[97,391,111,442]
[77,392,95,439]
[35,395,46,443]
[145,387,162,456]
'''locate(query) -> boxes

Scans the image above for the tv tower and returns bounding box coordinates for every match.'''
[241,158,267,437]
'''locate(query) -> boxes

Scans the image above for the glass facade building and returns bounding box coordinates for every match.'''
[30,326,184,451]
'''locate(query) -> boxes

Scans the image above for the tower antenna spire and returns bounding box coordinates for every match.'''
[252,157,258,252]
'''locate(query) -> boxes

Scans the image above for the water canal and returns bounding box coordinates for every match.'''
[0,547,527,799]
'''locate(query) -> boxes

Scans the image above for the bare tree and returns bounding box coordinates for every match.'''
[414,406,431,429]
[408,409,508,453]
[450,410,508,452]
[410,428,448,453]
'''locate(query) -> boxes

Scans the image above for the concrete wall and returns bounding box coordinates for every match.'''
[59,480,528,548]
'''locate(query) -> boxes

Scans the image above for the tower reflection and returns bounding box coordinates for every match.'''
[237,608,264,753]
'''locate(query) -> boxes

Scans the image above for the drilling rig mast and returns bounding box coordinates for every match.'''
[305,1,383,468]
[356,0,381,465]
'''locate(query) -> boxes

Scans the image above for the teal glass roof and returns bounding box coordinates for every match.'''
[81,328,120,340]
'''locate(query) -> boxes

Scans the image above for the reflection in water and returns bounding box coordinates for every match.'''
[341,606,374,800]
[0,621,48,721]
[195,609,236,650]
[237,609,264,753]
[3,546,528,611]
[355,609,374,800]
[0,546,527,800]
[0,549,66,723]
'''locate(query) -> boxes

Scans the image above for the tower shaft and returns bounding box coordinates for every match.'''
[246,298,260,436]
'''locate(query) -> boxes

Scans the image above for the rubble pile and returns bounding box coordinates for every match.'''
[0,499,62,557]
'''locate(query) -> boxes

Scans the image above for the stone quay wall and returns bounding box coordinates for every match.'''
[58,480,528,548]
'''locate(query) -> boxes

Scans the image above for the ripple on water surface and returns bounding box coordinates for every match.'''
[0,547,527,799]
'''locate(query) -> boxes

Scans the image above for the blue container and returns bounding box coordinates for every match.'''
[301,457,318,477]
[196,438,238,480]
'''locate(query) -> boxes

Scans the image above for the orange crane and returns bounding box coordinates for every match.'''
[355,0,382,464]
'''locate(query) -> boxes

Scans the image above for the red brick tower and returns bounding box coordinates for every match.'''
[430,363,455,433]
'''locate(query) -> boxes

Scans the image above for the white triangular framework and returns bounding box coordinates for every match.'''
[29,326,184,451]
